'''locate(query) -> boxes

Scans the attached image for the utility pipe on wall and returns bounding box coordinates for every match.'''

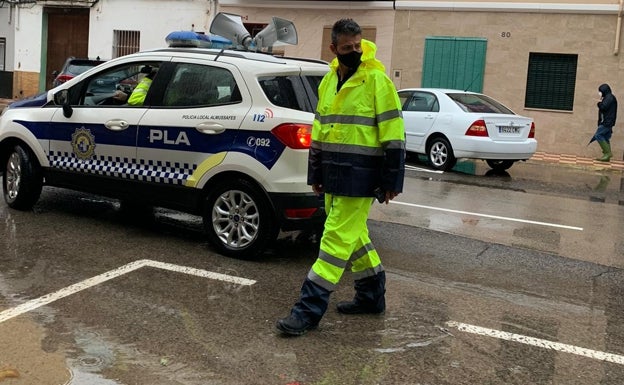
[615,0,623,55]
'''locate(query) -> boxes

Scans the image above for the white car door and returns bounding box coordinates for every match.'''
[135,60,250,189]
[47,61,163,180]
[400,91,439,153]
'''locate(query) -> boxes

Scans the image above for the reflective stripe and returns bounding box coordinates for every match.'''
[352,264,385,281]
[318,249,349,269]
[317,142,384,156]
[377,109,402,123]
[307,269,337,291]
[317,114,376,127]
[349,242,376,262]
[316,107,401,127]
[310,255,346,286]
[384,139,406,150]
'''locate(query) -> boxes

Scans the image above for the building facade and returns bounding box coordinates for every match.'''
[0,0,622,160]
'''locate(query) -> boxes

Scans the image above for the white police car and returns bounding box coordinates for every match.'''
[0,14,328,259]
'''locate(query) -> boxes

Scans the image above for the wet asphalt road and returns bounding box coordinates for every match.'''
[1,158,624,385]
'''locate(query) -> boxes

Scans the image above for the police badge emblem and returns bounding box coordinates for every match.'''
[71,127,96,160]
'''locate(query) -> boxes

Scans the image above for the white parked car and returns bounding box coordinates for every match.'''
[397,88,537,171]
[0,18,328,259]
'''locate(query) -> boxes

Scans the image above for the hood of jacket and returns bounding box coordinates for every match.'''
[599,83,612,95]
[329,38,385,73]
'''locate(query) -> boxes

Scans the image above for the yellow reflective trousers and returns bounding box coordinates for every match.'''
[307,193,384,291]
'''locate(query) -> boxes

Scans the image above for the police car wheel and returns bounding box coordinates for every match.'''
[203,178,277,259]
[2,144,43,210]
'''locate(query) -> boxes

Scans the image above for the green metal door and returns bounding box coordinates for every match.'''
[422,37,487,92]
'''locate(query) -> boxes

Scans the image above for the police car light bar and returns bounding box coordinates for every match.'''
[165,31,233,48]
[209,12,298,51]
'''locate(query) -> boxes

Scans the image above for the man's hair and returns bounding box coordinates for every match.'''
[331,19,362,45]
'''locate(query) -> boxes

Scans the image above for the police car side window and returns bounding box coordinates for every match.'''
[80,62,160,107]
[258,76,301,111]
[163,63,240,107]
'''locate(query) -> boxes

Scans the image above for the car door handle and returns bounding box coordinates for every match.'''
[105,119,129,131]
[196,122,226,134]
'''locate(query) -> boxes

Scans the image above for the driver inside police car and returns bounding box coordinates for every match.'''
[113,65,158,106]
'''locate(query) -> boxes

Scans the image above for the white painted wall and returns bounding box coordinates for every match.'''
[88,0,214,60]
[0,5,40,72]
[0,7,15,72]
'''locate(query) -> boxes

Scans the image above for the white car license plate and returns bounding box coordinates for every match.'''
[498,126,520,134]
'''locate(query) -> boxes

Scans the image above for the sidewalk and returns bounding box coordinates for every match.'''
[529,151,624,171]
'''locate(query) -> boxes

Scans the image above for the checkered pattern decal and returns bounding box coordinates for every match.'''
[48,151,197,185]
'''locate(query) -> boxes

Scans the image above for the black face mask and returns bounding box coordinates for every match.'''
[337,50,362,69]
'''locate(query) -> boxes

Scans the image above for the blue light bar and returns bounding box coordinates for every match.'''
[165,31,233,48]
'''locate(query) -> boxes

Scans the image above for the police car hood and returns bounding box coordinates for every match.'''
[6,92,49,110]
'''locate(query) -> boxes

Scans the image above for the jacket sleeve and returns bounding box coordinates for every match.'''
[375,74,406,193]
[598,95,613,112]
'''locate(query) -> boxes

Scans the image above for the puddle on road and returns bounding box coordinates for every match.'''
[0,316,70,385]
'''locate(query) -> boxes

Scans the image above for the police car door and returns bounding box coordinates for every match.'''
[135,60,249,192]
[48,59,165,191]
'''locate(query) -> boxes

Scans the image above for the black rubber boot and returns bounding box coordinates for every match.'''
[276,279,330,336]
[336,271,386,315]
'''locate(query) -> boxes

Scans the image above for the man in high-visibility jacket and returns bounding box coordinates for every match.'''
[113,65,157,106]
[276,18,405,336]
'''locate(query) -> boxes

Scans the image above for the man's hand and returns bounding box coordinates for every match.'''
[113,90,128,102]
[312,184,324,195]
[383,191,399,205]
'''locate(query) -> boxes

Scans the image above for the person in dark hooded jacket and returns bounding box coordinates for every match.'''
[592,84,617,162]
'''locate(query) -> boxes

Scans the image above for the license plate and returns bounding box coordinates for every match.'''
[498,126,520,134]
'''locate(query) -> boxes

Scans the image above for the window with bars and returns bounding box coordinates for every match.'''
[525,52,577,111]
[113,30,140,58]
[0,38,5,71]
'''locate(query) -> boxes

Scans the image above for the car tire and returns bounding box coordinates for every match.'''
[2,144,43,210]
[427,137,457,171]
[486,159,515,171]
[203,178,277,259]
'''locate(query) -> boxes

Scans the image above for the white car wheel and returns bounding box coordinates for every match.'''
[428,137,457,171]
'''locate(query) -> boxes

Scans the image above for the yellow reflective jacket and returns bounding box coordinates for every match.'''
[128,77,153,106]
[308,39,405,196]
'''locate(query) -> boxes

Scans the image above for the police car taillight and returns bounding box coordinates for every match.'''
[271,123,312,149]
[285,208,318,219]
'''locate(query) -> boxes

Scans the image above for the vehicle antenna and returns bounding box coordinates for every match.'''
[464,73,482,92]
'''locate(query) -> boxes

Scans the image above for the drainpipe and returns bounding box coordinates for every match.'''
[206,0,218,32]
[615,0,623,55]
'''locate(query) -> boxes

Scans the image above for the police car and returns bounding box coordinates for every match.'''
[0,14,328,259]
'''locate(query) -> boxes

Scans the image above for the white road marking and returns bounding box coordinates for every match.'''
[447,321,624,365]
[0,259,256,324]
[391,200,583,231]
[405,164,444,173]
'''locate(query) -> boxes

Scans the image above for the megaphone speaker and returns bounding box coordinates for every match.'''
[254,17,298,49]
[209,12,251,47]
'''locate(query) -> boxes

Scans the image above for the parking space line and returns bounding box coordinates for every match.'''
[447,321,624,365]
[0,259,256,324]
[391,201,583,231]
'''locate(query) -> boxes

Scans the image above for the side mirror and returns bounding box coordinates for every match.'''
[62,103,73,118]
[54,89,68,105]
[54,89,73,118]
